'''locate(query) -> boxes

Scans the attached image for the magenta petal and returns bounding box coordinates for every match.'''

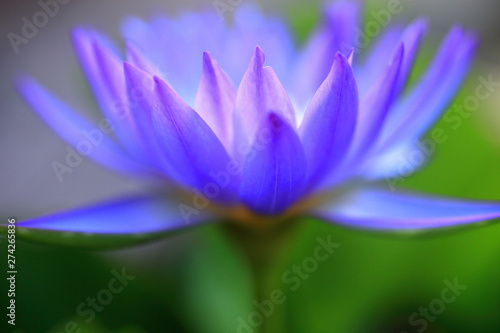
[311,188,500,230]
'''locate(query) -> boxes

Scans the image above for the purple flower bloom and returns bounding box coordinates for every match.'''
[11,2,500,246]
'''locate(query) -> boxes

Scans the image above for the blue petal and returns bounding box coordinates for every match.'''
[394,18,429,96]
[356,19,427,97]
[351,44,404,157]
[17,77,143,175]
[234,46,296,158]
[16,196,211,234]
[122,13,219,104]
[381,26,477,147]
[239,113,307,215]
[322,46,404,188]
[298,53,358,187]
[122,62,178,177]
[154,75,238,200]
[72,28,145,158]
[194,52,236,152]
[356,26,403,96]
[229,4,294,83]
[366,27,477,179]
[124,62,238,197]
[292,1,359,106]
[311,188,500,230]
[122,6,294,104]
[126,40,166,78]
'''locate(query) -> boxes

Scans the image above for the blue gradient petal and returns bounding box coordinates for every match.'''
[239,113,307,215]
[194,52,236,152]
[153,76,238,200]
[292,1,359,107]
[299,53,358,187]
[234,46,296,158]
[17,77,143,175]
[17,196,211,234]
[351,44,404,158]
[394,18,429,96]
[321,45,404,188]
[311,188,500,230]
[229,4,294,83]
[381,27,477,146]
[366,27,477,179]
[72,28,145,159]
[357,19,427,97]
[124,62,237,197]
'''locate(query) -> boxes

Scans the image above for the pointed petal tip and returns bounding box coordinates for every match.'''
[410,17,430,32]
[14,73,32,91]
[335,52,352,68]
[346,49,354,66]
[70,26,89,40]
[253,45,266,65]
[201,50,216,70]
[202,50,211,60]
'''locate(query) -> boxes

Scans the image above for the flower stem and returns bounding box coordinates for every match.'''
[224,219,300,333]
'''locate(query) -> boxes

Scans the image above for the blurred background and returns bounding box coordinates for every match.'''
[1,0,500,332]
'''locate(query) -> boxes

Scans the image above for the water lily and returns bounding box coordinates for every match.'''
[6,2,500,248]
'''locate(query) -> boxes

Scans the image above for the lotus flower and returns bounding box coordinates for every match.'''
[8,2,500,247]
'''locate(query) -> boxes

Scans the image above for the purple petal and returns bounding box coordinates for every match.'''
[229,4,294,83]
[298,53,358,186]
[311,188,500,230]
[356,26,403,96]
[234,46,296,156]
[16,77,143,175]
[126,41,166,78]
[16,195,211,234]
[123,62,178,178]
[292,1,359,105]
[72,28,144,158]
[194,52,236,152]
[394,18,429,96]
[365,27,477,180]
[152,75,238,200]
[356,19,427,97]
[351,44,404,157]
[239,113,307,214]
[124,62,237,196]
[321,46,404,188]
[122,13,221,103]
[381,26,478,147]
